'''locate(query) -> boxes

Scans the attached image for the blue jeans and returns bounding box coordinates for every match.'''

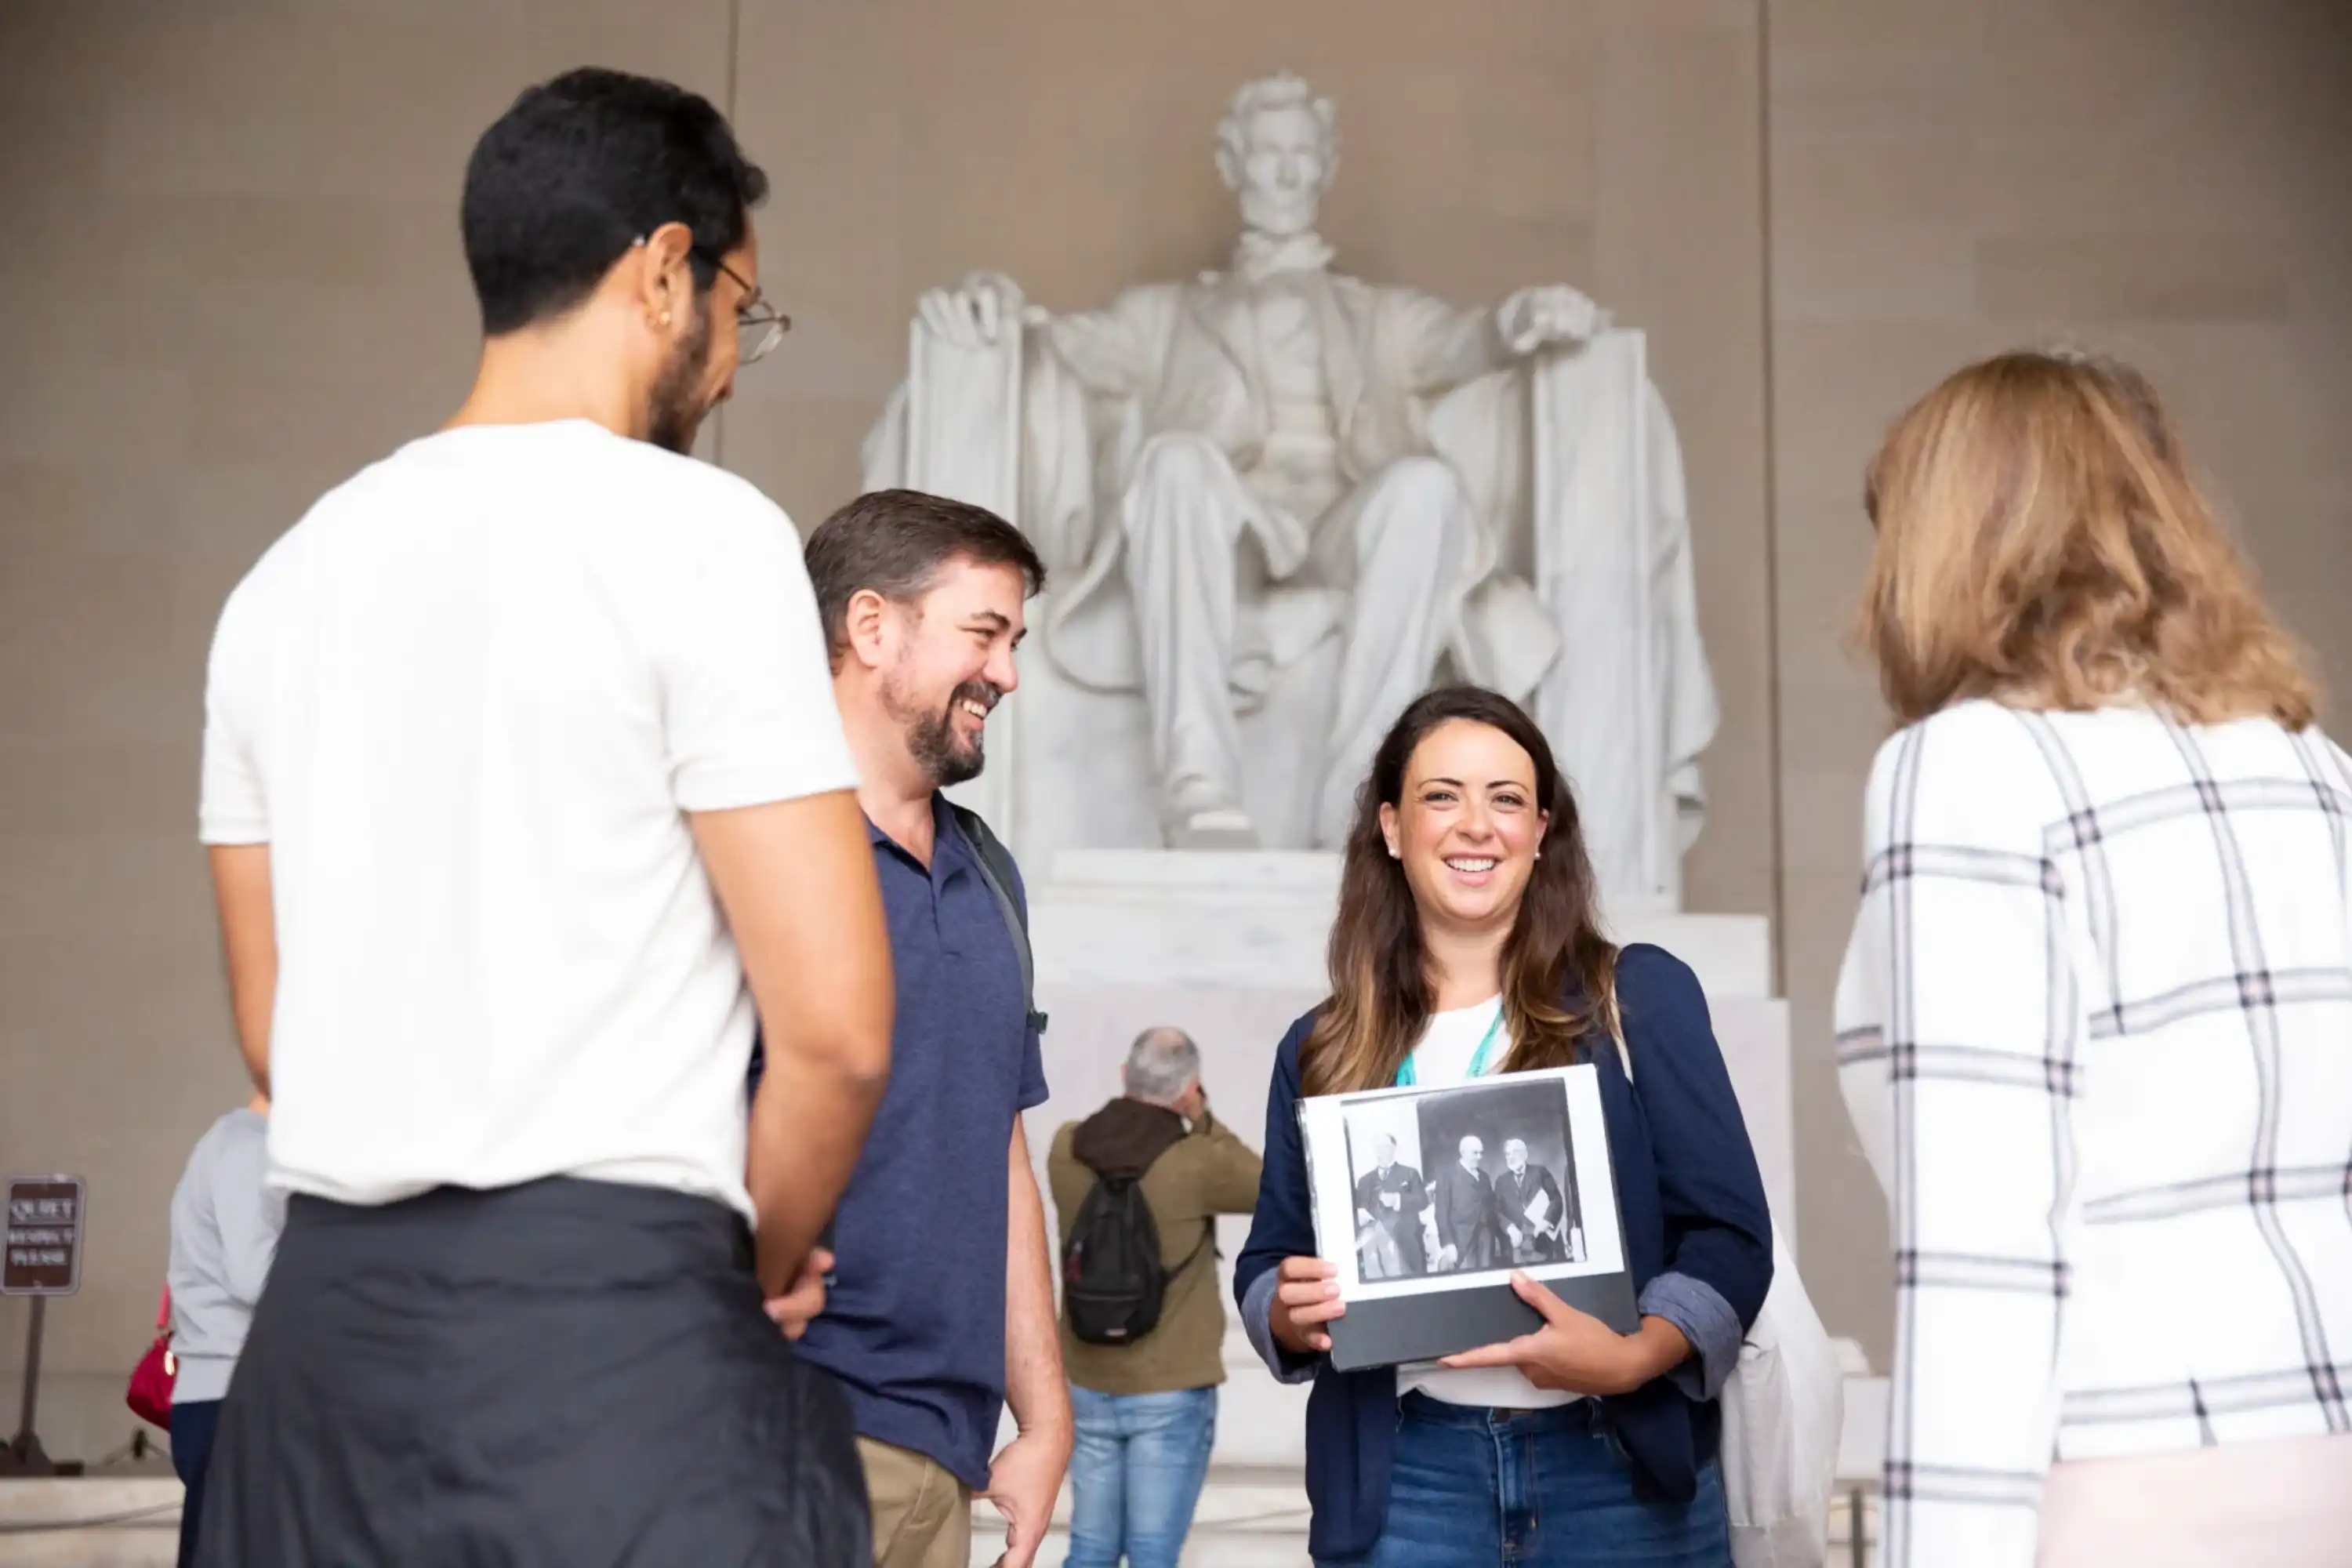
[1065,1385,1218,1568]
[1343,1392,1730,1567]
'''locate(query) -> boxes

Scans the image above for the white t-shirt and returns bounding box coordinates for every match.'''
[198,420,858,1221]
[1396,995,1582,1410]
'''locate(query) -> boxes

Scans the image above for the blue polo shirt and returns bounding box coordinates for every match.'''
[791,797,1047,1490]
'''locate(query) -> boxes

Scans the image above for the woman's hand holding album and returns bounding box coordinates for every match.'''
[1269,1255,1347,1355]
[1439,1271,1689,1396]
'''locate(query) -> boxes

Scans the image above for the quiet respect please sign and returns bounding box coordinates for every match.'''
[2,1178,85,1297]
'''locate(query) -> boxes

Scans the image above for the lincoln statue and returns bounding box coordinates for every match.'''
[863,71,1719,902]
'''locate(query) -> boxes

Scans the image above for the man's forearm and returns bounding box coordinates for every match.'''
[690,793,895,1298]
[207,844,277,1094]
[1003,1121,1072,1445]
[747,1055,886,1294]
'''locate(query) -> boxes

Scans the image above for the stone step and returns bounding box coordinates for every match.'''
[0,1478,179,1568]
[0,1470,1885,1567]
[1049,850,1341,893]
[964,1467,1892,1566]
[1029,858,1773,997]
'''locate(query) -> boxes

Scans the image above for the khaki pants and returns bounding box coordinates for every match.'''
[858,1437,973,1568]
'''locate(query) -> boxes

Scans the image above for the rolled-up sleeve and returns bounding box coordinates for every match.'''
[1639,1270,1744,1401]
[1242,1266,1321,1385]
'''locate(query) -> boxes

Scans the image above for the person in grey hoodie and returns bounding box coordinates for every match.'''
[166,1096,280,1568]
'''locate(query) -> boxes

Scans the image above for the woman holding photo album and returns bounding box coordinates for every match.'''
[1235,684,1773,1566]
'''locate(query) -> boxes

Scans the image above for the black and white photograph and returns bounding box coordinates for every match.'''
[1298,1064,1635,1370]
[1341,1076,1587,1283]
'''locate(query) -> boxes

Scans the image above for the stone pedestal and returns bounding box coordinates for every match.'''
[1010,851,1794,1475]
[1031,851,1776,996]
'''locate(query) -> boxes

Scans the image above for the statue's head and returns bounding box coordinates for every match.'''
[1215,71,1337,238]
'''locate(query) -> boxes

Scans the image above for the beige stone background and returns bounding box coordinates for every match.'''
[0,0,2346,1448]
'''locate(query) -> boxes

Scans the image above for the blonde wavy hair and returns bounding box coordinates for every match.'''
[1857,350,2316,728]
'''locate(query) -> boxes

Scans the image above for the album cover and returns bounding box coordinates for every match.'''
[1298,1064,1638,1372]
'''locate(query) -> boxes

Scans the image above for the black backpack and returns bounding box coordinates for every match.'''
[1061,1159,1210,1346]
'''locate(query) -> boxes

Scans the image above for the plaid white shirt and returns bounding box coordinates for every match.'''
[1836,700,2352,1568]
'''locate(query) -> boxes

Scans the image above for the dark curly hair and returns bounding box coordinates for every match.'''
[460,67,768,336]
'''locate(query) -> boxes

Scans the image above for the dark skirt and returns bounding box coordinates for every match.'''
[169,1399,221,1568]
[194,1178,870,1567]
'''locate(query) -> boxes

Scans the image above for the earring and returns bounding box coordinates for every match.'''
[659,311,673,327]
[1386,843,1400,858]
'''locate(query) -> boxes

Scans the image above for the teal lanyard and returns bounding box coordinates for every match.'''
[1396,1004,1507,1087]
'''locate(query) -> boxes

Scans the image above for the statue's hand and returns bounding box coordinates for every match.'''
[1498,285,1608,355]
[916,270,1027,350]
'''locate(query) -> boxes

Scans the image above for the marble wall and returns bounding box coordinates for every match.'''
[1767,0,2352,1356]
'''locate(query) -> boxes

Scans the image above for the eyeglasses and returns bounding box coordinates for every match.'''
[630,234,791,365]
[701,251,790,366]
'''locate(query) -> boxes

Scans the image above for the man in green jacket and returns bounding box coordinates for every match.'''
[1046,1027,1264,1568]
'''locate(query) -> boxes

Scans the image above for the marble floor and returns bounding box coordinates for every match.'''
[0,1472,1879,1566]
[969,1473,1879,1567]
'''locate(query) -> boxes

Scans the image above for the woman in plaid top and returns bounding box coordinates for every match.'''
[1836,350,2352,1567]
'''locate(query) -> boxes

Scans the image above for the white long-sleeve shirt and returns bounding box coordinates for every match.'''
[1836,700,2352,1568]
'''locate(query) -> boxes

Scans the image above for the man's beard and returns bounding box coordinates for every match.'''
[884,672,1001,789]
[646,303,714,456]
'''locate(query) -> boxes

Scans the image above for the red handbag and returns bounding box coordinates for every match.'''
[125,1287,175,1430]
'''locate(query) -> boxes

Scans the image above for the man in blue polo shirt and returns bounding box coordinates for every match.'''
[795,488,1068,1568]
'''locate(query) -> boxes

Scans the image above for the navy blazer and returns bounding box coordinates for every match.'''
[1234,943,1774,1563]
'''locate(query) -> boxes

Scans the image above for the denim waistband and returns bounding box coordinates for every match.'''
[1399,1388,1598,1435]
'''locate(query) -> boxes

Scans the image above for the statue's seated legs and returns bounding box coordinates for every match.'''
[1308,455,1478,844]
[1118,432,1267,848]
[1121,434,1479,850]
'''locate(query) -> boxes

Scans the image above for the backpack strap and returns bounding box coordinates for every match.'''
[1170,1221,1216,1276]
[947,803,1047,1038]
[1092,1171,1215,1274]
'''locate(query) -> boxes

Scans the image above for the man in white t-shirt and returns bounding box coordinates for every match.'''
[189,67,892,1567]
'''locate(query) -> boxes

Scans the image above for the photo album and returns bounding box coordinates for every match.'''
[1297,1065,1639,1372]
